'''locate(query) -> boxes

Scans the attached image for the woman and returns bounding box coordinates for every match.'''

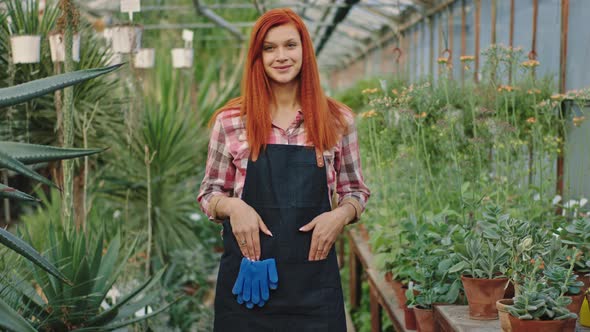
[198,8,370,331]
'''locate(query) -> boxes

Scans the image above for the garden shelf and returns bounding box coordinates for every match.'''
[434,305,590,332]
[347,228,409,332]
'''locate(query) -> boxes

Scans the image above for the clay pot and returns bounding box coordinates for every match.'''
[563,293,586,332]
[576,271,590,293]
[496,299,513,332]
[404,306,417,330]
[392,279,407,308]
[508,315,565,332]
[413,307,434,332]
[461,275,509,320]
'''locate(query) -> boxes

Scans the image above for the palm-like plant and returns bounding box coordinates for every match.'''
[0,59,170,331]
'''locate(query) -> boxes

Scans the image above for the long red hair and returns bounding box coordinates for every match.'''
[210,8,350,161]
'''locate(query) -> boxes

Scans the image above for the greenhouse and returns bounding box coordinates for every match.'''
[1,0,590,331]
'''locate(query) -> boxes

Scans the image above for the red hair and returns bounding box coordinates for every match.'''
[210,8,350,161]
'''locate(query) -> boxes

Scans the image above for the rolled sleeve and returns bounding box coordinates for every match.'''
[335,113,371,222]
[197,115,235,222]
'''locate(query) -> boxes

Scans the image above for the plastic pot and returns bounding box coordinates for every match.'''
[10,35,41,64]
[134,48,155,68]
[171,48,194,68]
[111,24,142,53]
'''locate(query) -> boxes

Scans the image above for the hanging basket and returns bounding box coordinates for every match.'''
[111,24,142,54]
[48,32,80,63]
[171,48,193,68]
[134,48,155,68]
[10,35,41,64]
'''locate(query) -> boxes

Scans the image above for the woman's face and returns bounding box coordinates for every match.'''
[262,24,303,86]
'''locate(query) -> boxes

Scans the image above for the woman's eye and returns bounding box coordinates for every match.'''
[264,46,274,51]
[288,43,296,48]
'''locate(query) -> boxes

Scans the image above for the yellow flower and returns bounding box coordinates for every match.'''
[573,116,586,127]
[391,88,399,95]
[359,110,378,118]
[460,55,475,62]
[521,59,540,68]
[361,88,379,95]
[437,57,448,64]
[550,94,566,101]
[526,117,537,124]
[497,85,515,93]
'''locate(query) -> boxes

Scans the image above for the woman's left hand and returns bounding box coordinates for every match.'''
[299,209,349,261]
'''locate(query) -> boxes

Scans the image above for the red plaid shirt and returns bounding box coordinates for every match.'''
[197,108,370,222]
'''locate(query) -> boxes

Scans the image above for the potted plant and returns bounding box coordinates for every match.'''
[543,250,585,332]
[561,216,590,292]
[451,235,510,320]
[506,259,577,332]
[406,250,462,332]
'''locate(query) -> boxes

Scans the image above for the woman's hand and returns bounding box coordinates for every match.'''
[299,204,355,261]
[224,198,272,261]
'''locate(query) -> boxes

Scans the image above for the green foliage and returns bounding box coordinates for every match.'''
[0,64,122,108]
[506,259,577,321]
[4,222,168,331]
[450,236,509,279]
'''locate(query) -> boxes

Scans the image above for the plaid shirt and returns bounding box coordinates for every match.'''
[197,108,370,222]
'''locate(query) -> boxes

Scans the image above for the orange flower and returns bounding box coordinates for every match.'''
[573,116,586,127]
[460,55,475,62]
[526,117,537,124]
[550,94,566,101]
[521,59,540,68]
[437,57,449,64]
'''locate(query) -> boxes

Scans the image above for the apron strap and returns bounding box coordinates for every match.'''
[315,147,324,167]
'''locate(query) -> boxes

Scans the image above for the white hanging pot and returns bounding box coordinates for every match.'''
[48,32,81,63]
[111,24,142,53]
[134,48,155,68]
[171,48,193,68]
[103,27,113,46]
[10,35,41,64]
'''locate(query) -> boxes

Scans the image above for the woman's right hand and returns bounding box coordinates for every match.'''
[224,198,272,261]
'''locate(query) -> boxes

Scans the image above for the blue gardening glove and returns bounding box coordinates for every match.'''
[232,258,279,309]
[264,258,278,290]
[232,258,249,297]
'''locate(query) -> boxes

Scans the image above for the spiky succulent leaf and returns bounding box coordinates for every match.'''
[0,142,105,164]
[0,64,123,108]
[0,227,71,285]
[0,149,56,188]
[0,183,38,201]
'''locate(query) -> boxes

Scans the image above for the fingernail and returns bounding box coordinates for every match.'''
[298,227,303,231]
[268,231,273,237]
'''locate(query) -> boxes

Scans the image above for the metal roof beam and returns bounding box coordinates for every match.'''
[314,0,360,55]
[192,0,245,41]
[332,0,455,71]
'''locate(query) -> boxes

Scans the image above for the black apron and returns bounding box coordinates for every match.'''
[214,144,346,332]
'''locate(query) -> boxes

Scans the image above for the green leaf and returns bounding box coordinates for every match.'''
[0,183,38,201]
[84,268,165,327]
[448,261,468,274]
[0,297,36,332]
[0,64,123,108]
[0,227,71,285]
[0,150,57,188]
[0,142,105,164]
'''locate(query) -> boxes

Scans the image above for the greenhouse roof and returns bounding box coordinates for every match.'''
[82,0,438,70]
